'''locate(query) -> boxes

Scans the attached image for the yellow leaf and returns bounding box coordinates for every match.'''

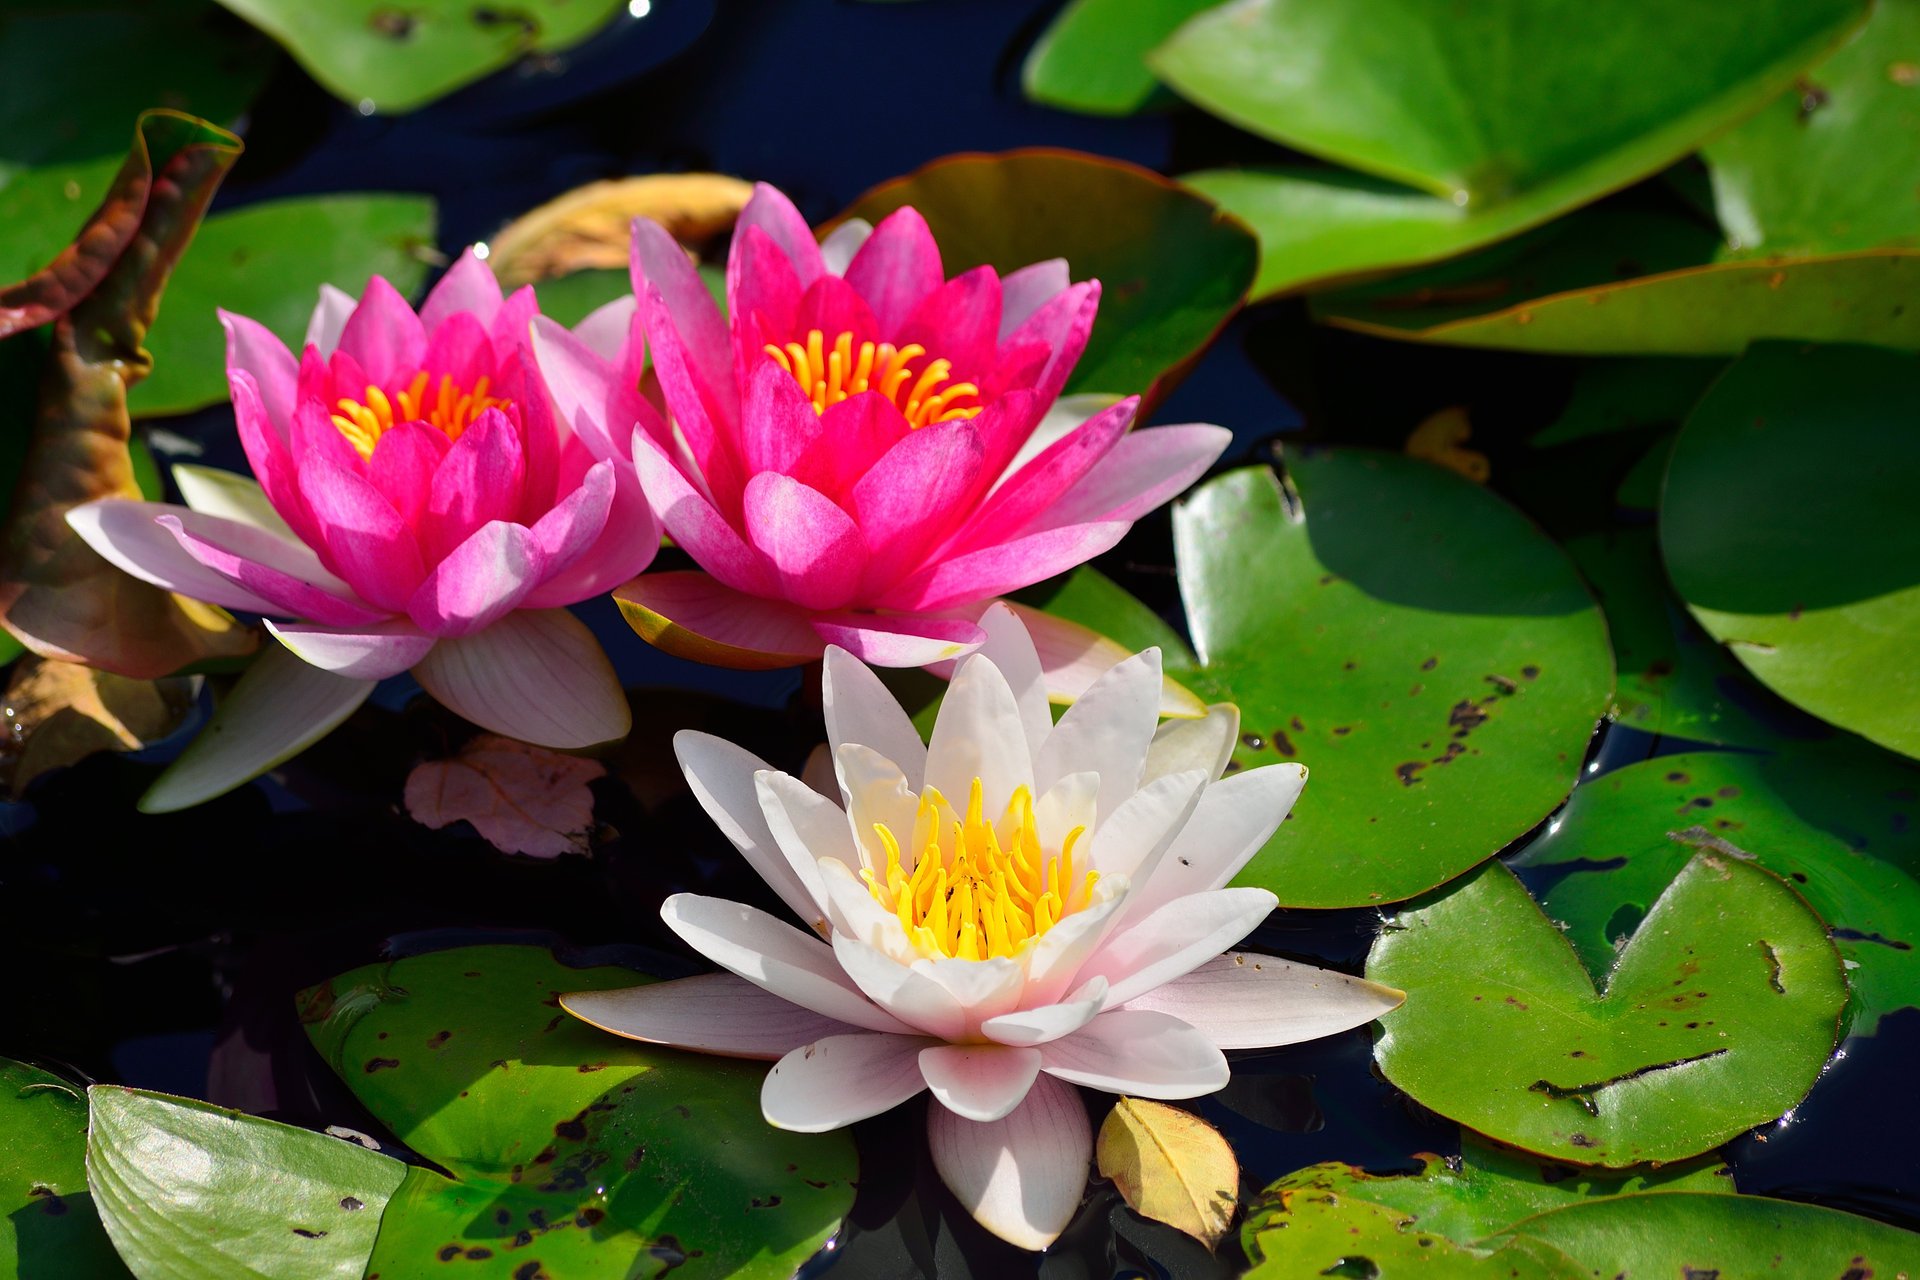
[487,173,756,286]
[1096,1096,1239,1248]
[2,655,195,795]
[1405,406,1491,484]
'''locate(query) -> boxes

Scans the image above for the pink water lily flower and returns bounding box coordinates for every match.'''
[67,252,653,775]
[563,605,1402,1250]
[535,182,1229,671]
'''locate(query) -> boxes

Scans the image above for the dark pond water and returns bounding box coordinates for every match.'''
[4,1,1917,1276]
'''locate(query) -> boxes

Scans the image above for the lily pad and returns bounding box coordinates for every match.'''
[1705,0,1920,256]
[838,149,1258,402]
[1529,358,1726,448]
[1513,749,1920,1034]
[1044,455,1611,908]
[1021,0,1210,115]
[300,944,856,1278]
[86,1086,407,1279]
[129,194,438,418]
[1245,1192,1586,1279]
[1660,343,1920,760]
[0,1061,128,1278]
[1366,856,1847,1166]
[210,0,628,114]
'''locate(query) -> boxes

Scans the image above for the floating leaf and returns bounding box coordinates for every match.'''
[210,0,628,113]
[838,149,1257,402]
[1513,748,1920,1034]
[86,1086,407,1279]
[1042,456,1611,908]
[1246,1192,1585,1278]
[405,733,606,858]
[1528,358,1726,448]
[1661,343,1920,759]
[129,194,438,418]
[486,174,753,287]
[301,944,856,1278]
[1021,0,1210,115]
[1096,1098,1239,1248]
[1,655,195,796]
[0,1061,128,1278]
[1366,856,1847,1166]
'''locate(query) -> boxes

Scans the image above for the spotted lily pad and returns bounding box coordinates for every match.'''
[1366,856,1847,1166]
[1041,455,1611,907]
[300,944,856,1278]
[0,1061,128,1278]
[1660,343,1920,760]
[1513,749,1920,1034]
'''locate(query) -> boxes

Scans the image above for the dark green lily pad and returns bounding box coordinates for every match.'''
[1245,1192,1587,1279]
[129,194,438,418]
[1,1061,128,1278]
[1660,343,1920,760]
[838,149,1258,403]
[1044,455,1611,908]
[1021,0,1208,115]
[210,0,627,114]
[1367,856,1847,1166]
[1513,749,1920,1034]
[300,944,856,1278]
[85,1086,406,1278]
[1529,358,1726,448]
[1705,0,1920,256]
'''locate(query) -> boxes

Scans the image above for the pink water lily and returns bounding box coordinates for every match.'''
[563,605,1402,1250]
[67,252,653,784]
[535,182,1229,671]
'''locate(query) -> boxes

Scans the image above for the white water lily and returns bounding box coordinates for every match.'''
[563,603,1402,1250]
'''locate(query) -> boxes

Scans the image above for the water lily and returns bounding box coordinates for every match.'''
[535,182,1229,673]
[563,605,1402,1250]
[66,252,653,801]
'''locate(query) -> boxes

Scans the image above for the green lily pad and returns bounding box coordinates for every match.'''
[1366,855,1847,1166]
[300,944,855,1278]
[85,1086,407,1279]
[209,0,627,114]
[1529,358,1726,448]
[1513,749,1920,1034]
[1705,0,1920,256]
[1245,1191,1587,1279]
[128,194,438,418]
[838,149,1258,402]
[1044,455,1611,908]
[1,1061,128,1278]
[1021,0,1210,115]
[1493,1191,1920,1274]
[1315,209,1920,354]
[1660,343,1920,760]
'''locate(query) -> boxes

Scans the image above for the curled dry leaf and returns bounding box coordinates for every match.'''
[1406,406,1491,484]
[1,655,196,795]
[486,173,755,286]
[404,733,606,858]
[1096,1096,1240,1249]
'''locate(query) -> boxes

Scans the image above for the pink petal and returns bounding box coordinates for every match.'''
[614,572,825,669]
[66,500,284,618]
[289,385,367,480]
[228,370,311,542]
[742,472,867,611]
[844,205,943,334]
[364,422,450,528]
[631,429,774,597]
[949,399,1136,554]
[919,1044,1042,1123]
[876,521,1130,614]
[1003,280,1100,410]
[407,520,540,636]
[1032,425,1231,532]
[810,613,985,668]
[793,273,881,345]
[295,455,427,613]
[999,259,1070,341]
[562,973,865,1061]
[1122,954,1403,1051]
[486,284,538,356]
[739,357,825,479]
[900,265,1001,374]
[850,418,987,595]
[728,224,803,372]
[334,275,425,389]
[522,463,657,610]
[927,1072,1091,1252]
[411,607,629,747]
[417,310,490,390]
[524,460,615,582]
[161,512,390,628]
[763,1033,930,1132]
[1039,1009,1228,1099]
[789,391,912,502]
[265,617,435,679]
[424,407,525,562]
[737,182,824,288]
[419,248,504,331]
[303,284,355,357]
[572,293,636,362]
[218,310,297,440]
[631,214,735,420]
[530,316,617,458]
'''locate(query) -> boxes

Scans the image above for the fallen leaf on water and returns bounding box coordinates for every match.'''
[2,655,196,795]
[404,734,605,858]
[1096,1096,1240,1249]
[1406,406,1491,484]
[486,173,755,285]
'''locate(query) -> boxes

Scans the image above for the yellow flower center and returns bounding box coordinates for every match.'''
[863,777,1095,962]
[764,328,983,429]
[330,370,512,460]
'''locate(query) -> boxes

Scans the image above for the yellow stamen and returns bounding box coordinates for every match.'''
[866,779,1097,961]
[763,328,983,429]
[329,369,511,460]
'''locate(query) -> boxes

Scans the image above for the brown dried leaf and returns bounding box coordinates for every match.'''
[1096,1096,1240,1249]
[405,733,606,858]
[2,655,195,795]
[486,173,755,285]
[1405,406,1492,484]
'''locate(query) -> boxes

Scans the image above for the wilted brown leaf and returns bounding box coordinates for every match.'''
[1096,1096,1240,1249]
[1405,406,1491,484]
[405,733,606,858]
[487,173,755,285]
[2,655,196,794]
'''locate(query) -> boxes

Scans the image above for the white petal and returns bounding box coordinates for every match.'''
[1035,649,1162,826]
[1035,771,1099,854]
[1141,703,1239,786]
[561,973,864,1060]
[1123,954,1404,1050]
[1020,877,1131,1008]
[980,977,1108,1048]
[411,608,629,749]
[926,653,1031,810]
[1080,887,1277,1007]
[1085,768,1208,886]
[67,499,293,617]
[830,932,967,1041]
[575,293,637,362]
[822,644,928,790]
[998,258,1072,342]
[818,217,872,276]
[755,768,850,912]
[674,731,825,931]
[801,742,837,798]
[928,1072,1091,1252]
[989,392,1117,495]
[304,283,356,356]
[661,894,910,1034]
[171,465,296,540]
[836,743,919,875]
[1123,764,1307,924]
[1008,602,1206,717]
[138,644,373,814]
[920,1044,1042,1122]
[264,617,434,680]
[817,858,919,963]
[915,956,1026,1027]
[973,602,1052,762]
[1040,1009,1228,1099]
[762,1033,931,1132]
